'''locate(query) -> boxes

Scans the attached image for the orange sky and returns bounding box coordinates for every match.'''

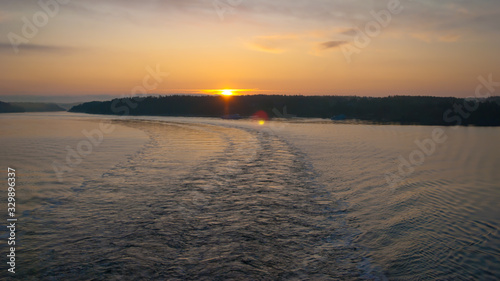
[1,0,499,99]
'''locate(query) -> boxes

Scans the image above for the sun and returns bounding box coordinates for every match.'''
[221,90,233,96]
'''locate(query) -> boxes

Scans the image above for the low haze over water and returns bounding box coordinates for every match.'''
[1,112,499,280]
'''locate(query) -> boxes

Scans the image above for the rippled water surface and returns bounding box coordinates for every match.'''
[0,112,499,280]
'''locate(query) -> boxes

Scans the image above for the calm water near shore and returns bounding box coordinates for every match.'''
[0,112,499,280]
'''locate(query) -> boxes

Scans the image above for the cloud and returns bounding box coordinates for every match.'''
[248,43,285,54]
[336,27,358,36]
[309,39,348,56]
[3,0,499,39]
[318,40,348,50]
[62,0,219,23]
[247,35,297,54]
[0,43,77,53]
[247,31,350,55]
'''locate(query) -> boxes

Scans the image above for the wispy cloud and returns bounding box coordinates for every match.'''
[318,40,348,50]
[247,30,351,55]
[3,0,498,38]
[247,35,298,54]
[0,43,77,53]
[336,27,358,36]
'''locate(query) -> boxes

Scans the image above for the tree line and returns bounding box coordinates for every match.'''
[69,95,500,126]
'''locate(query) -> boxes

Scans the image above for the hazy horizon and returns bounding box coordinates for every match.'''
[5,92,500,105]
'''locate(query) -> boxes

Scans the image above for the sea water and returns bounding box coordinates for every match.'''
[0,112,498,280]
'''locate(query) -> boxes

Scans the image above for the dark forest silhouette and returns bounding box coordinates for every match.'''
[69,95,500,126]
[0,101,65,113]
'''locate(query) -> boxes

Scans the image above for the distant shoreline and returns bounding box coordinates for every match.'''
[0,101,65,113]
[67,95,500,127]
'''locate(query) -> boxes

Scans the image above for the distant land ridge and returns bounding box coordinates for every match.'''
[0,101,65,113]
[69,95,500,126]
